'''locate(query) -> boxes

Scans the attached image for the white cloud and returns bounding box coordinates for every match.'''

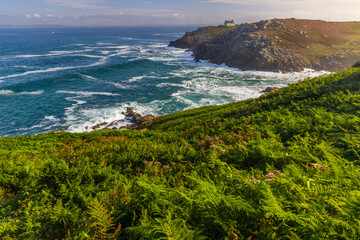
[45,0,108,9]
[34,13,41,18]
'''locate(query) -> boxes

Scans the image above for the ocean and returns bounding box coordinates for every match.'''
[0,27,327,136]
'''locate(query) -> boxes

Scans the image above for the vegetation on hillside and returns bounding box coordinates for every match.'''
[1,67,360,239]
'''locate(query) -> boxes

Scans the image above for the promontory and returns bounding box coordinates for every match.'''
[169,18,360,72]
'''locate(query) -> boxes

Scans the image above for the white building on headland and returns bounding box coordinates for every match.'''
[224,20,235,26]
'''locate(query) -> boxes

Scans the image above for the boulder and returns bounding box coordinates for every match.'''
[91,122,108,130]
[262,87,280,93]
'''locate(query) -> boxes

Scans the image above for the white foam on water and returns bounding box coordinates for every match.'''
[56,90,120,96]
[43,115,58,121]
[104,45,131,50]
[80,74,128,89]
[0,90,44,96]
[16,115,62,132]
[63,97,87,122]
[0,55,111,80]
[0,90,14,95]
[156,82,191,88]
[126,75,151,82]
[75,54,102,58]
[18,90,44,95]
[13,65,34,69]
[96,43,115,46]
[66,106,127,133]
[69,43,86,46]
[66,99,173,133]
[11,49,93,59]
[0,67,75,80]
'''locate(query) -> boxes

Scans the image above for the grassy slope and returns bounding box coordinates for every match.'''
[1,68,360,239]
[266,19,360,59]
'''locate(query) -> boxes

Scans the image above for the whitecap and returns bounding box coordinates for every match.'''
[0,90,14,95]
[56,90,120,96]
[11,49,92,59]
[0,90,44,96]
[0,67,75,80]
[18,90,44,95]
[80,74,128,89]
[15,115,61,132]
[127,76,150,82]
[96,43,115,46]
[0,56,110,80]
[43,115,58,121]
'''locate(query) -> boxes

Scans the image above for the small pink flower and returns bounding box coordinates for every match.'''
[210,144,217,148]
[163,165,170,169]
[266,172,275,178]
[250,176,255,179]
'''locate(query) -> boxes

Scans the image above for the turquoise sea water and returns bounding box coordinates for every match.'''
[0,27,326,136]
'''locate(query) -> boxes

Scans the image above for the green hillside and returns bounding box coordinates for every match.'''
[1,67,360,239]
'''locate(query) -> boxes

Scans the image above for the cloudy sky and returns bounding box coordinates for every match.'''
[1,0,360,26]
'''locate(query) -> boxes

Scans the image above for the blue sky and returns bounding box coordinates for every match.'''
[1,0,360,26]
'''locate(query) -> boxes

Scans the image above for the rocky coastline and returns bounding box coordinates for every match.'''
[91,107,155,131]
[169,19,360,72]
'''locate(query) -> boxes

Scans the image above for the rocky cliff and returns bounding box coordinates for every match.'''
[169,19,360,72]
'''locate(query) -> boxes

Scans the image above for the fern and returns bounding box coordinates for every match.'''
[87,199,115,239]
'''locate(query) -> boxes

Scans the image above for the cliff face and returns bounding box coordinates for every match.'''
[169,19,360,72]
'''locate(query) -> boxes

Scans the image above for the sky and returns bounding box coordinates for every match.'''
[1,0,360,26]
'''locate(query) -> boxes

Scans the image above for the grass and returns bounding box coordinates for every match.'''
[1,67,360,239]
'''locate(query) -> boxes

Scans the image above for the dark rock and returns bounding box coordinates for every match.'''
[142,115,155,122]
[107,120,124,128]
[122,107,136,118]
[262,87,280,93]
[91,122,108,130]
[91,108,156,131]
[352,61,360,67]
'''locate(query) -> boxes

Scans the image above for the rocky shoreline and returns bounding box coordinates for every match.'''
[169,19,360,72]
[91,107,155,131]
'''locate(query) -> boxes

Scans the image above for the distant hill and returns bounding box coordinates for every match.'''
[169,19,360,72]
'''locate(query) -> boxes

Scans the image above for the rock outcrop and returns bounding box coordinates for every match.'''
[169,19,360,72]
[91,107,155,131]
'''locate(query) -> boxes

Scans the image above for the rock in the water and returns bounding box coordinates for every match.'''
[132,113,143,124]
[91,122,108,130]
[90,108,156,131]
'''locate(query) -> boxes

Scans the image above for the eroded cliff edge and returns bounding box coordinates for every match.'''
[169,19,360,72]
